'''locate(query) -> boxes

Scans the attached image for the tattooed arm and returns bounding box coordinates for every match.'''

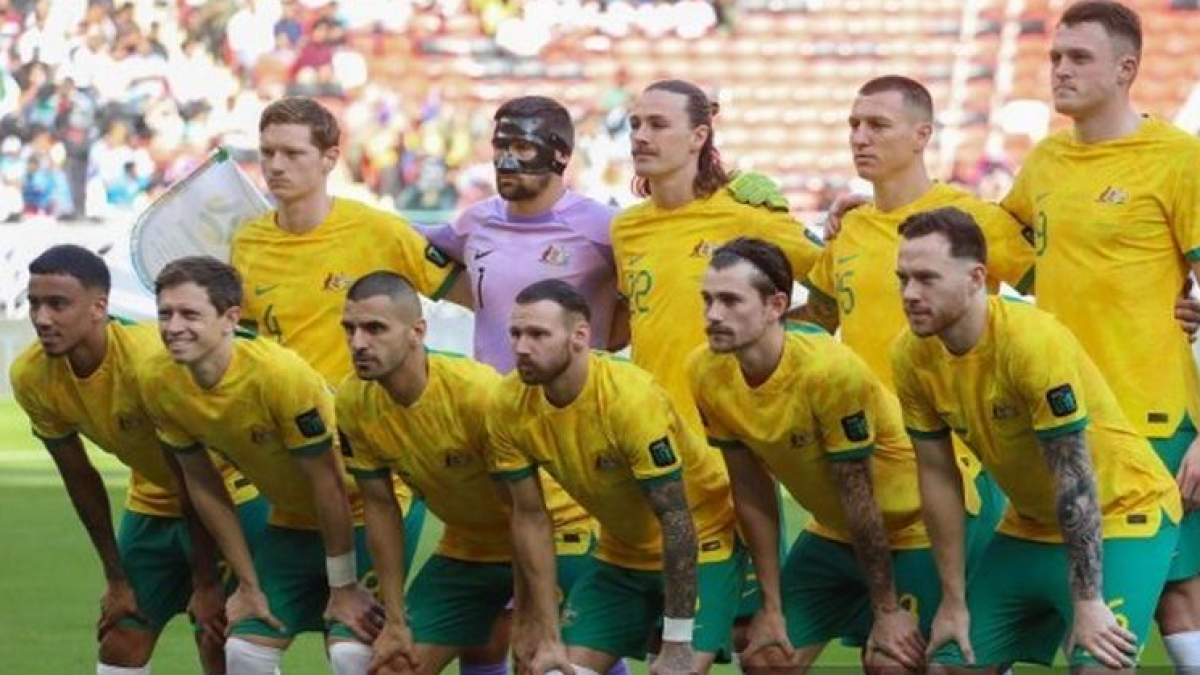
[1038,429,1135,668]
[830,458,924,668]
[789,291,840,333]
[643,476,698,675]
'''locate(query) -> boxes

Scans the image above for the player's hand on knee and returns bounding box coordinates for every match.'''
[926,600,973,665]
[822,193,870,241]
[528,637,575,675]
[326,584,384,642]
[650,640,696,675]
[1175,280,1200,342]
[187,580,228,641]
[97,578,149,640]
[1068,599,1136,670]
[1177,439,1200,511]
[867,607,926,671]
[742,607,796,664]
[368,620,419,675]
[226,584,284,635]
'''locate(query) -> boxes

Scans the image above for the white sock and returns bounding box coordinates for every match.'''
[731,651,747,675]
[225,637,283,675]
[328,641,372,675]
[97,665,150,675]
[1165,631,1200,671]
[566,666,601,675]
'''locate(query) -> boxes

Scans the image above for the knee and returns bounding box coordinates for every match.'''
[328,640,373,675]
[98,628,156,667]
[1158,579,1200,633]
[226,636,284,675]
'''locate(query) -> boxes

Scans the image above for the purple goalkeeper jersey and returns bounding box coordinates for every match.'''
[421,191,618,372]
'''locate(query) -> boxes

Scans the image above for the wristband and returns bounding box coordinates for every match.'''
[662,616,694,643]
[325,553,357,588]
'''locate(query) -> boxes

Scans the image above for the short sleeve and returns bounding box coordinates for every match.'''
[1005,318,1090,440]
[136,366,203,453]
[891,336,951,440]
[1168,147,1200,262]
[1000,164,1036,229]
[746,208,823,279]
[803,247,837,304]
[383,211,463,300]
[335,386,388,478]
[462,369,500,457]
[613,381,683,486]
[270,357,336,457]
[810,349,877,462]
[971,202,1036,291]
[485,386,537,482]
[9,365,75,448]
[414,222,467,264]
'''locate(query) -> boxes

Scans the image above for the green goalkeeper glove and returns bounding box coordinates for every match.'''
[728,171,790,212]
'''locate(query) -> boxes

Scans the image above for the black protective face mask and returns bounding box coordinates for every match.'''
[491,116,571,175]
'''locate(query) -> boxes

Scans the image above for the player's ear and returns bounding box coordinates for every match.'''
[691,124,710,154]
[223,305,242,331]
[1116,53,1139,87]
[914,121,933,152]
[411,317,428,343]
[572,317,591,352]
[90,290,109,322]
[322,145,340,173]
[768,290,790,321]
[969,262,988,293]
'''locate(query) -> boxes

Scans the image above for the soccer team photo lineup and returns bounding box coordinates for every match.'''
[7,0,1200,673]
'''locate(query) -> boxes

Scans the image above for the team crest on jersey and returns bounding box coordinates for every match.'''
[790,431,814,448]
[250,425,278,444]
[991,403,1020,421]
[538,244,571,267]
[594,453,621,472]
[116,414,139,432]
[294,408,327,438]
[1046,384,1078,418]
[648,437,676,467]
[690,239,715,258]
[443,450,473,468]
[840,411,870,443]
[322,272,353,292]
[1095,186,1128,205]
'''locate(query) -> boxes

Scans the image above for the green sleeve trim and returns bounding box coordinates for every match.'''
[638,468,683,489]
[108,315,136,326]
[348,467,391,480]
[1034,416,1089,441]
[163,439,205,455]
[784,320,829,335]
[491,465,537,482]
[430,264,464,301]
[906,426,951,440]
[34,429,78,451]
[1187,247,1200,263]
[825,445,873,463]
[708,436,748,451]
[289,438,333,458]
[802,280,836,304]
[1014,266,1036,295]
[233,326,258,340]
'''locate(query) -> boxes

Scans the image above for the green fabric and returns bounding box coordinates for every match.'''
[727,171,791,212]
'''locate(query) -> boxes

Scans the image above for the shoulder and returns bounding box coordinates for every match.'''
[336,197,408,229]
[8,339,47,391]
[556,191,617,243]
[612,198,656,229]
[231,210,280,247]
[453,196,504,234]
[684,343,720,387]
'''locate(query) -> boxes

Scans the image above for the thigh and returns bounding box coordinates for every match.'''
[562,560,661,661]
[232,525,329,639]
[1150,424,1200,582]
[932,534,1066,668]
[693,543,748,657]
[407,555,513,647]
[964,469,1005,581]
[891,546,945,638]
[402,497,428,575]
[117,510,192,632]
[781,531,871,649]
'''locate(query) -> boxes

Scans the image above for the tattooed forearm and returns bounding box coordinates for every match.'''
[792,292,841,333]
[830,459,899,614]
[644,477,698,618]
[1039,430,1103,601]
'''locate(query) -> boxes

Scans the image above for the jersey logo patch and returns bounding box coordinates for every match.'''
[689,239,715,258]
[1095,186,1128,205]
[648,437,677,468]
[991,403,1020,420]
[840,411,870,443]
[594,453,621,472]
[444,450,472,468]
[1147,412,1169,425]
[425,244,452,268]
[295,408,327,438]
[538,244,571,267]
[323,272,353,292]
[1046,384,1078,417]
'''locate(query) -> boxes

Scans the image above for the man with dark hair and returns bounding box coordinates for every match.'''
[892,207,1181,672]
[688,237,936,674]
[1000,2,1200,664]
[489,279,742,675]
[335,271,593,675]
[415,94,618,675]
[139,256,381,675]
[9,245,264,675]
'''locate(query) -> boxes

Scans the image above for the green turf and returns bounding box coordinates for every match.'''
[0,397,1171,673]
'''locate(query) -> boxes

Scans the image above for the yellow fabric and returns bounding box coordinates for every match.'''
[688,327,928,549]
[231,197,460,385]
[892,297,1181,543]
[338,352,592,562]
[486,353,736,570]
[138,333,346,529]
[1002,119,1200,438]
[611,190,822,434]
[9,320,256,516]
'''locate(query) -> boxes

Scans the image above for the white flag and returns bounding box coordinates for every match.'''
[130,148,271,290]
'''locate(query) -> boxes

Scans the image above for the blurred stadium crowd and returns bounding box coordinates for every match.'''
[0,0,1195,225]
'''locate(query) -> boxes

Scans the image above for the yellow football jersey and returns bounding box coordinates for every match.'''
[892,297,1181,543]
[9,319,256,517]
[487,353,736,571]
[805,182,1034,390]
[688,325,927,549]
[138,331,345,529]
[339,352,593,562]
[611,189,823,434]
[231,197,462,385]
[1002,119,1200,438]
